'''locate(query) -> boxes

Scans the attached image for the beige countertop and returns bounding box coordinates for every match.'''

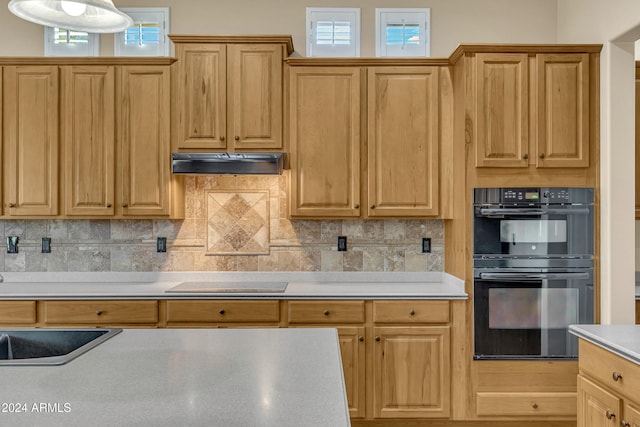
[0,271,467,300]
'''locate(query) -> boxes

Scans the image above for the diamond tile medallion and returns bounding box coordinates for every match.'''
[206,191,269,255]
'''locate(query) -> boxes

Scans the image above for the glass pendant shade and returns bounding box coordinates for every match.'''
[8,0,134,33]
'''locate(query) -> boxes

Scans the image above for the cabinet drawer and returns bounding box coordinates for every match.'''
[476,392,576,416]
[43,300,158,325]
[287,301,365,324]
[373,300,449,323]
[579,339,640,399]
[166,300,280,323]
[0,301,36,324]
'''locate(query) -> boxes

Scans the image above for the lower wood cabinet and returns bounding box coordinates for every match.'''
[577,339,640,427]
[41,300,158,326]
[164,300,280,326]
[0,301,36,325]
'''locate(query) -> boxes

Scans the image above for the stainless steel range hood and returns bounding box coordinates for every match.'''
[172,152,286,175]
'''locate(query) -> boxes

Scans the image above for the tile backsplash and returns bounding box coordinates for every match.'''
[0,174,444,273]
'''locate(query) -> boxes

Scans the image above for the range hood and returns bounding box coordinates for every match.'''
[172,152,286,175]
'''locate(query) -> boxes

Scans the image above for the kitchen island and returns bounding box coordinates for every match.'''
[0,328,350,427]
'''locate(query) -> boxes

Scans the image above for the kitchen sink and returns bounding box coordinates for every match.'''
[0,328,121,366]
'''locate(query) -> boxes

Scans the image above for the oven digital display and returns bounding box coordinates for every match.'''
[525,192,539,200]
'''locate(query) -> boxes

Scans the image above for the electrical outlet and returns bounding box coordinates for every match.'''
[6,236,19,254]
[337,236,347,252]
[157,237,167,253]
[422,238,431,253]
[41,237,51,254]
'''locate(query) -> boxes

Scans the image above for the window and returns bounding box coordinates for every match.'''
[44,27,99,56]
[306,8,360,57]
[114,8,170,56]
[376,8,430,57]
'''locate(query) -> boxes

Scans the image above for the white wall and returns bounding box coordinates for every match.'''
[0,0,558,56]
[558,0,640,324]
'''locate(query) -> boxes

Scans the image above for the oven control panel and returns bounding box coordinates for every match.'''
[501,188,571,204]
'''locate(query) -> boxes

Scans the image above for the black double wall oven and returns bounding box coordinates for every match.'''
[473,187,594,360]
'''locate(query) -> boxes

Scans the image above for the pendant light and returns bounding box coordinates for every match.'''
[8,0,134,33]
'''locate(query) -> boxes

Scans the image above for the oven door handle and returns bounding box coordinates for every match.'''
[478,272,590,280]
[478,208,591,216]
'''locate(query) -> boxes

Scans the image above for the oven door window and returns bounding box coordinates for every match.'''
[474,281,587,359]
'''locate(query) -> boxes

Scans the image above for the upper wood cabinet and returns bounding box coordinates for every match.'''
[288,66,362,218]
[472,51,591,169]
[118,66,172,216]
[3,65,59,216]
[170,35,293,151]
[287,59,443,219]
[62,65,116,216]
[367,66,439,217]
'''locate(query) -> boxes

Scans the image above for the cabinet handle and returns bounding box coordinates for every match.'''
[606,410,615,420]
[622,421,631,427]
[323,310,330,316]
[234,136,240,141]
[96,310,103,316]
[523,153,529,160]
[220,136,225,141]
[612,372,623,381]
[375,336,381,342]
[358,336,364,342]
[7,203,14,208]
[218,309,225,315]
[539,153,545,159]
[532,403,538,409]
[409,310,416,316]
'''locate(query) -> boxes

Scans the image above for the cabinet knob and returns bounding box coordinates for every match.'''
[122,203,128,208]
[622,421,631,427]
[539,153,545,159]
[354,204,360,209]
[96,310,103,316]
[532,403,538,409]
[7,203,15,208]
[218,309,225,315]
[375,336,381,342]
[370,205,376,209]
[106,203,112,208]
[606,410,615,420]
[409,310,416,316]
[220,136,225,141]
[323,310,330,316]
[523,153,529,160]
[234,136,240,141]
[358,336,364,342]
[612,371,623,381]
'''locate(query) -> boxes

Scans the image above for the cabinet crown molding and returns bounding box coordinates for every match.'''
[169,34,294,56]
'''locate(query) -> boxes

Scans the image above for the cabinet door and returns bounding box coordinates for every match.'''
[62,66,115,215]
[623,402,640,427]
[176,43,227,149]
[3,66,59,215]
[337,327,366,419]
[373,326,450,418]
[577,375,622,427]
[228,44,283,149]
[474,53,529,167]
[367,67,439,217]
[118,66,171,216]
[536,53,590,168]
[288,67,361,217]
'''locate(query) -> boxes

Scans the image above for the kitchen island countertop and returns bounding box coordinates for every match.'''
[0,328,350,427]
[0,271,467,300]
[570,324,640,365]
